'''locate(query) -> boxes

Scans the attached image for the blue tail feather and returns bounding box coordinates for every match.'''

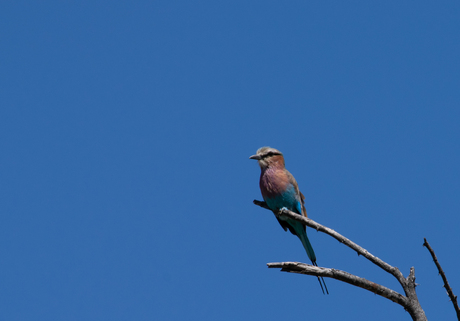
[290,220,316,262]
[291,220,329,294]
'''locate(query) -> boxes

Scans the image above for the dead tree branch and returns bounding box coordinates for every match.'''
[254,200,427,321]
[266,262,407,305]
[423,238,460,320]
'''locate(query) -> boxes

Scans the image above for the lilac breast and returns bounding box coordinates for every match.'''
[259,167,298,212]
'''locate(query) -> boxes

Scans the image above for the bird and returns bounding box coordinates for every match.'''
[250,146,328,294]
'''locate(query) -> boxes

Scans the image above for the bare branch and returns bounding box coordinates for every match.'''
[423,238,460,320]
[253,200,427,321]
[267,261,407,306]
[404,267,427,321]
[253,200,270,210]
[253,200,406,286]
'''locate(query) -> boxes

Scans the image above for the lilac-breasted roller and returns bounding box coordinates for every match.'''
[250,147,328,294]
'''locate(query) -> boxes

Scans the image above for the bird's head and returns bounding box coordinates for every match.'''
[249,146,285,168]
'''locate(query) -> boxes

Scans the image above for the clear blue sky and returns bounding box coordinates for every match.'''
[1,1,459,320]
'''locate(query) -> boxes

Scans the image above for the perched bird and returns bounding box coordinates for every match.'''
[250,146,328,294]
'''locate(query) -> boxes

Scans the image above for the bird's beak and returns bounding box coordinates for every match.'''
[249,154,261,160]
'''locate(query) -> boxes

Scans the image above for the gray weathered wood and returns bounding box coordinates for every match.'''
[254,200,427,321]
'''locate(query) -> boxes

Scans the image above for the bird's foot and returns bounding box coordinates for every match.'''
[276,207,289,220]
